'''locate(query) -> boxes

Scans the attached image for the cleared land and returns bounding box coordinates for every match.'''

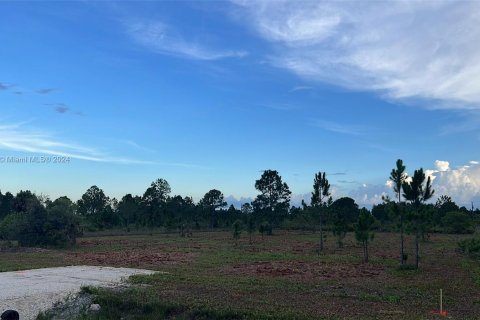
[0,266,155,320]
[1,231,479,319]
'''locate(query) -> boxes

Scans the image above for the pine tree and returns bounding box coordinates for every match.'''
[232,219,243,246]
[311,172,331,252]
[389,159,407,265]
[402,168,434,269]
[354,208,375,263]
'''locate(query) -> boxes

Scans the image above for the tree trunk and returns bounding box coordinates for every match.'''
[400,212,405,265]
[364,241,369,263]
[319,210,324,252]
[210,207,214,229]
[415,228,420,269]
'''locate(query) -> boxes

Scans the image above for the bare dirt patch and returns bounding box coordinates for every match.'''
[78,239,133,246]
[226,260,385,280]
[66,250,195,269]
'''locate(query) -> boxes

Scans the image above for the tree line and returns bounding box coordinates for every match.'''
[0,162,479,268]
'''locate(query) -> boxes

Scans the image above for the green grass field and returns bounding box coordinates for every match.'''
[1,231,479,319]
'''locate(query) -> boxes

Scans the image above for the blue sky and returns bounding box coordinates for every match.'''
[1,1,480,207]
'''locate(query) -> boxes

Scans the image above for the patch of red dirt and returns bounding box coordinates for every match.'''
[226,261,385,280]
[66,250,194,268]
[78,239,128,245]
[375,251,400,260]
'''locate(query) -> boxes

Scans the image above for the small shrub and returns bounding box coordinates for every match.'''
[258,221,271,239]
[247,216,255,244]
[232,220,243,244]
[442,211,474,234]
[458,237,480,258]
[0,213,25,241]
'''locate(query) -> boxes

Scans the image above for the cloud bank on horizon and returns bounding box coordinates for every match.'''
[351,160,480,207]
[233,1,480,108]
[225,159,480,209]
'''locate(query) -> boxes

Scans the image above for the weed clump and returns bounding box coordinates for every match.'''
[458,237,480,258]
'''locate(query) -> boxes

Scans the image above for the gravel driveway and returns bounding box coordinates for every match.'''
[0,266,156,320]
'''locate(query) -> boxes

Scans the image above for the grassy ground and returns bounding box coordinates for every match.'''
[1,231,479,319]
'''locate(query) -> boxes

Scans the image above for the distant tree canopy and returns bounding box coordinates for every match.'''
[371,203,390,230]
[329,197,359,248]
[434,195,459,226]
[0,191,79,247]
[77,185,116,229]
[199,189,227,228]
[330,197,359,225]
[442,211,473,234]
[12,190,38,214]
[117,194,142,230]
[0,167,479,251]
[143,179,171,205]
[141,179,171,228]
[200,189,227,210]
[0,191,14,220]
[252,170,291,232]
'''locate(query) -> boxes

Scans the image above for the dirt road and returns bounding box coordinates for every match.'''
[0,266,156,320]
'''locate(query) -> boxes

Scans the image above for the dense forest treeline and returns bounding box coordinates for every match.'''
[0,163,479,259]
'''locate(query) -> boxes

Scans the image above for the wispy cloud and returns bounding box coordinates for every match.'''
[439,111,480,135]
[55,106,69,114]
[0,122,151,164]
[338,180,359,184]
[44,103,82,116]
[312,119,364,135]
[125,20,247,60]
[1,82,56,96]
[0,122,207,168]
[289,86,312,93]
[234,1,480,109]
[260,103,298,111]
[121,139,155,153]
[36,88,56,94]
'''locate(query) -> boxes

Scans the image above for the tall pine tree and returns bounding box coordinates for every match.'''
[311,172,331,252]
[389,159,407,265]
[402,168,434,269]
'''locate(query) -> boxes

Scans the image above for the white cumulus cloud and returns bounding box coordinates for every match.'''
[363,160,480,208]
[435,160,450,172]
[349,183,389,207]
[430,161,480,206]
